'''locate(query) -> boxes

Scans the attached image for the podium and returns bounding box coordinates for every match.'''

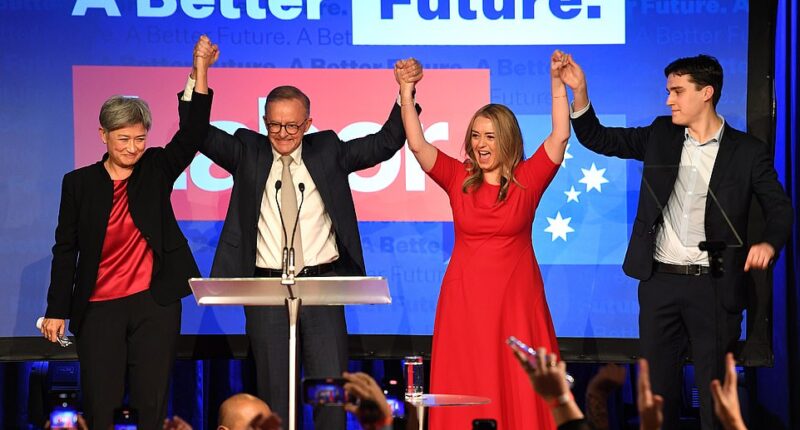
[188,275,391,430]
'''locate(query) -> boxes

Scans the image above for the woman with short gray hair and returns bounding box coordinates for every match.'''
[39,37,217,430]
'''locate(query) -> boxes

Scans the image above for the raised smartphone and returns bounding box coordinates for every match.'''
[506,335,575,387]
[302,377,350,405]
[49,408,78,429]
[113,406,138,430]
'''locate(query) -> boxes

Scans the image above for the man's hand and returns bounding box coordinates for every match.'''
[162,415,193,430]
[637,359,664,430]
[560,54,586,92]
[342,371,393,430]
[191,34,219,79]
[744,242,775,271]
[40,318,66,343]
[561,54,589,111]
[710,353,747,430]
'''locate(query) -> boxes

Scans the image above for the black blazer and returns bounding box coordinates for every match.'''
[46,91,212,335]
[181,100,410,278]
[572,104,793,312]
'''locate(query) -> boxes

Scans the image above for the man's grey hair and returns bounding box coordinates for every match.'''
[99,95,152,132]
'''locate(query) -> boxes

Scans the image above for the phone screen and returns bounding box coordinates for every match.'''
[302,378,349,405]
[473,418,497,430]
[50,409,78,429]
[507,336,537,363]
[385,395,404,418]
[113,407,138,430]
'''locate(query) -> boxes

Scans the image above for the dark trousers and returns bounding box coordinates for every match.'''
[639,272,742,430]
[75,290,181,430]
[245,269,348,430]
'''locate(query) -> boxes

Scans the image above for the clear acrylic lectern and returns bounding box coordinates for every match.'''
[188,275,391,430]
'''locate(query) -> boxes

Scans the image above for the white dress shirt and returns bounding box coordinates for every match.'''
[255,145,339,269]
[571,101,725,265]
[182,76,339,269]
[654,120,723,266]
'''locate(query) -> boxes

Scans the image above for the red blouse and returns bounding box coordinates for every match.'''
[90,179,153,301]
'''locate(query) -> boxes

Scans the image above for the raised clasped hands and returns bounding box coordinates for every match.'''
[192,34,219,78]
[558,52,586,92]
[550,49,569,81]
[394,57,423,96]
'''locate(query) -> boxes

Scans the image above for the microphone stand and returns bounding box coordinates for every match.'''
[699,240,726,278]
[275,179,299,430]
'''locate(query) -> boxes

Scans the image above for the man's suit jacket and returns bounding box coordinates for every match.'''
[572,104,793,312]
[45,91,212,334]
[185,101,409,278]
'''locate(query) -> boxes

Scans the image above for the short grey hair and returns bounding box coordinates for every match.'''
[265,86,311,117]
[99,95,152,132]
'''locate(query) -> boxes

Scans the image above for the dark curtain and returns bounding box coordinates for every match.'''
[750,0,800,429]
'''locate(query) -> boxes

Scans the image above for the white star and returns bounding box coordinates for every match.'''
[579,163,609,192]
[544,211,575,242]
[564,186,581,203]
[561,143,573,168]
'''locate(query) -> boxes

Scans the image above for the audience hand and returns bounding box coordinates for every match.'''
[163,415,193,430]
[43,414,88,430]
[247,412,282,430]
[637,359,664,430]
[342,371,393,430]
[514,347,570,401]
[588,363,627,394]
[513,346,586,427]
[710,353,747,430]
[586,363,627,430]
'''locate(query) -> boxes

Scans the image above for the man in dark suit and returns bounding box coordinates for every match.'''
[180,59,422,429]
[560,54,792,429]
[41,37,216,429]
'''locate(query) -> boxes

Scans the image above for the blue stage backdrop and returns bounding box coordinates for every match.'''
[0,1,751,339]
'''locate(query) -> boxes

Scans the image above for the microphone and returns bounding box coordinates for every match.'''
[289,183,306,273]
[36,317,72,347]
[275,180,289,276]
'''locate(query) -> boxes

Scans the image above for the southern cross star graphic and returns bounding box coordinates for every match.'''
[564,185,581,203]
[544,211,575,241]
[560,143,573,168]
[579,163,609,192]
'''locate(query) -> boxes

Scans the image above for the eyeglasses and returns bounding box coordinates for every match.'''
[265,119,308,135]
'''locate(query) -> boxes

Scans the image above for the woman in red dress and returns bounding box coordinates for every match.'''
[397,50,572,429]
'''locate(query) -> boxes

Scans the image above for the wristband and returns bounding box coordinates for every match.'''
[548,392,572,408]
